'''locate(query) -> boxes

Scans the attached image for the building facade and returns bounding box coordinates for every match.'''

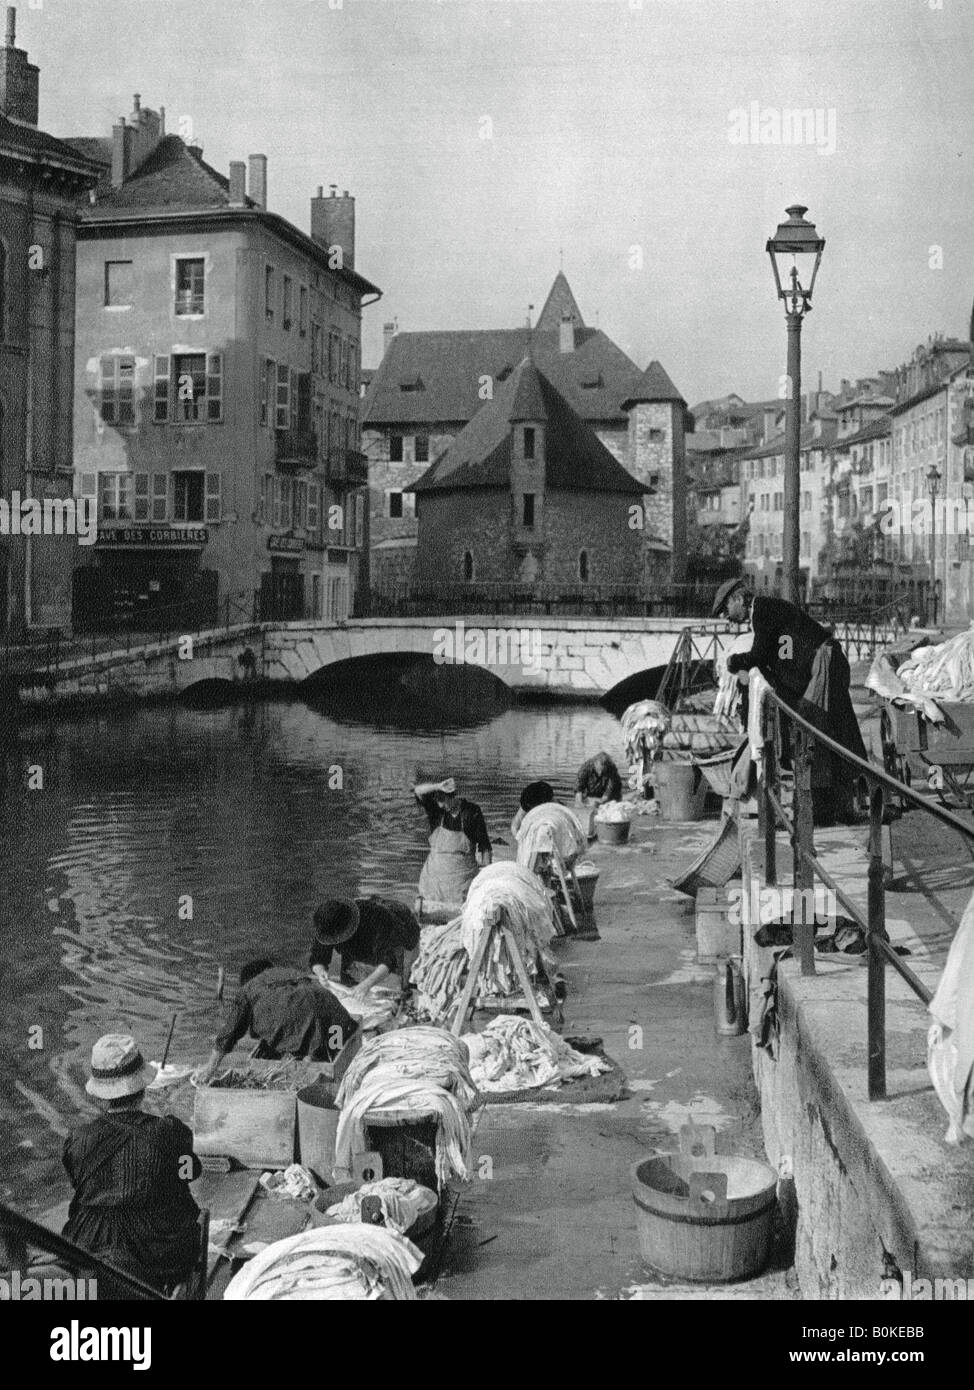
[0,10,99,635]
[67,99,379,630]
[363,272,686,598]
[410,358,645,595]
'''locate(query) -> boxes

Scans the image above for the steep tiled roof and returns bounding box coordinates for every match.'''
[0,114,101,177]
[620,359,686,407]
[737,419,838,460]
[365,326,645,426]
[535,270,585,332]
[411,358,645,497]
[82,134,252,211]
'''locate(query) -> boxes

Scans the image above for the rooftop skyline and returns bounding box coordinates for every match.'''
[18,0,974,403]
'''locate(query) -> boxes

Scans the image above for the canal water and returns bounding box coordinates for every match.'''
[0,666,623,1211]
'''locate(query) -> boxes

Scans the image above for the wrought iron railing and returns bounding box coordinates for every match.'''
[363,581,725,620]
[757,682,972,1101]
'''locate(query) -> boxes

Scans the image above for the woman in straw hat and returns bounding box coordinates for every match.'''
[62,1034,202,1294]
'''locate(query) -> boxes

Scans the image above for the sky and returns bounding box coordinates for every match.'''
[19,0,974,405]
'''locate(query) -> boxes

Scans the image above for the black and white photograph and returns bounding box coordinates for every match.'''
[0,0,971,1350]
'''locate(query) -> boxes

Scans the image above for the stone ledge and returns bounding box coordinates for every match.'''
[740,823,973,1297]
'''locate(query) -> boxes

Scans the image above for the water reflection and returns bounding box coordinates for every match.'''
[0,679,623,1208]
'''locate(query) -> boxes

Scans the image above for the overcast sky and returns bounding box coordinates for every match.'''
[23,0,974,404]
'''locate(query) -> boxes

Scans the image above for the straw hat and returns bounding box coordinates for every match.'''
[85,1034,155,1100]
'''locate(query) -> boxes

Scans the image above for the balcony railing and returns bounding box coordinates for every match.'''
[275,429,318,471]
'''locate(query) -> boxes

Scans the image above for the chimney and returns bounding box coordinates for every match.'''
[228,160,247,206]
[159,105,166,135]
[248,153,267,210]
[111,116,129,187]
[559,313,576,354]
[310,184,355,270]
[763,405,777,443]
[0,6,40,126]
[383,321,397,357]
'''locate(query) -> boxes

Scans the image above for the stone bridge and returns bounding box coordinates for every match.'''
[15,616,737,707]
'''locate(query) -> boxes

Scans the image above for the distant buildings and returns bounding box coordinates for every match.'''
[0,10,99,635]
[363,272,688,599]
[410,357,645,594]
[65,96,379,630]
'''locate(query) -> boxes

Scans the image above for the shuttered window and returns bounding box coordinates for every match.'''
[151,473,168,521]
[206,353,223,422]
[134,472,150,521]
[275,364,290,429]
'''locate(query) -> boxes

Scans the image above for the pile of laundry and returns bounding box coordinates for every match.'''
[260,1164,318,1203]
[323,1177,437,1235]
[411,864,556,1023]
[621,700,671,762]
[334,1027,478,1185]
[223,1224,423,1300]
[515,803,587,868]
[594,800,635,824]
[319,977,399,1030]
[928,884,974,1144]
[867,626,974,720]
[461,1015,610,1093]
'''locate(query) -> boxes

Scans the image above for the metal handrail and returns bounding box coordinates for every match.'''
[756,680,974,1100]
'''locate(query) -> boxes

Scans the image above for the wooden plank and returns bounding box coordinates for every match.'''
[190,1169,261,1228]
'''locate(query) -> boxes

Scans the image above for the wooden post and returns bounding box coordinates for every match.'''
[867,780,887,1101]
[761,699,778,888]
[793,726,816,976]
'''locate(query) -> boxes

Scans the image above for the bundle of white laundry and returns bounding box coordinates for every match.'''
[928,887,974,1144]
[461,1014,610,1093]
[223,1224,422,1300]
[411,864,556,1023]
[334,1027,478,1185]
[324,1177,437,1236]
[515,803,588,868]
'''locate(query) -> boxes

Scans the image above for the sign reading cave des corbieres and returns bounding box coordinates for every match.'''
[95,526,209,547]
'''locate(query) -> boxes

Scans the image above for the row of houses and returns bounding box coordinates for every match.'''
[689,335,974,623]
[0,11,377,638]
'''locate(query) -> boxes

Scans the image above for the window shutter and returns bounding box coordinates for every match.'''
[153,355,170,423]
[205,471,222,522]
[273,477,281,528]
[134,472,150,520]
[276,364,290,429]
[206,353,223,422]
[308,482,319,535]
[290,369,298,429]
[77,472,97,500]
[151,473,168,521]
[355,493,365,548]
[100,356,116,423]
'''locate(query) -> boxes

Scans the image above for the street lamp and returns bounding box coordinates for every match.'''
[767,205,826,607]
[926,463,941,626]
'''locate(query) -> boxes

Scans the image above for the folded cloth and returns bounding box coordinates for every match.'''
[336,1026,476,1108]
[748,670,773,763]
[223,1224,423,1300]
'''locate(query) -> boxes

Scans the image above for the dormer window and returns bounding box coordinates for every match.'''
[580,373,604,390]
[399,376,425,394]
[497,365,513,382]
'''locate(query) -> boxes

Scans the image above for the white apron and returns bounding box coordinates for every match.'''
[418,822,478,907]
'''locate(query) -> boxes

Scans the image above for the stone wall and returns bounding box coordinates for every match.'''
[626,401,687,585]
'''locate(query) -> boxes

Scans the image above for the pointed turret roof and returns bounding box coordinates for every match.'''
[535,271,585,333]
[411,358,645,497]
[620,359,686,408]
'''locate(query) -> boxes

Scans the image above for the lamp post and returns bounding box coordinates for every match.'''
[926,463,941,626]
[767,205,826,607]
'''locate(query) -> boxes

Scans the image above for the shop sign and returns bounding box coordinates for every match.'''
[96,526,208,547]
[268,534,305,553]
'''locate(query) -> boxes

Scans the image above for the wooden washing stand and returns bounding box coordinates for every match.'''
[449,905,549,1035]
[528,846,585,936]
